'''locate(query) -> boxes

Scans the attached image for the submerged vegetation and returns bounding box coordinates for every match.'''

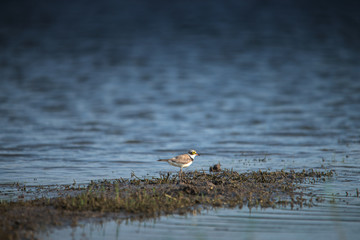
[0,168,334,240]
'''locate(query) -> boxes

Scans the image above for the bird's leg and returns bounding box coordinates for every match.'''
[179,167,183,182]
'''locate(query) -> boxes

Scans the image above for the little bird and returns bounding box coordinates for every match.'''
[157,149,200,179]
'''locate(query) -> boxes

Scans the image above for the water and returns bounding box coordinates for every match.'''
[1,0,360,239]
[40,207,360,240]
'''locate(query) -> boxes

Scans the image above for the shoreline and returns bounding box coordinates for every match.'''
[1,167,334,240]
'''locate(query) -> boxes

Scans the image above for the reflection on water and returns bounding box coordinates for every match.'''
[1,0,360,239]
[40,205,360,240]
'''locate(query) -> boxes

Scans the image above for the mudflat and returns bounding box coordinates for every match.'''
[1,167,333,240]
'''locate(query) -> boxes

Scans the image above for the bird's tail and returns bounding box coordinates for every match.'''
[157,159,168,162]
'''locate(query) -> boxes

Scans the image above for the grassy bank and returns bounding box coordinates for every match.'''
[0,168,334,240]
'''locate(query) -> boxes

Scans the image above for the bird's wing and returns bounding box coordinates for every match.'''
[170,154,192,164]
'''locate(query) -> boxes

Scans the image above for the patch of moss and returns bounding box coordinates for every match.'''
[0,168,334,240]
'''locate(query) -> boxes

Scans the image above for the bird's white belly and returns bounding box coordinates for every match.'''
[169,161,193,168]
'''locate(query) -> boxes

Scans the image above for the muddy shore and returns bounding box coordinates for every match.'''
[1,167,333,240]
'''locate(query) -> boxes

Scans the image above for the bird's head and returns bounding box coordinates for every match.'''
[188,149,200,156]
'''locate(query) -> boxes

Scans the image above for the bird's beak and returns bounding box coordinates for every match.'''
[197,153,200,156]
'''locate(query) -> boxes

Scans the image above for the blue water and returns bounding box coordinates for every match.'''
[1,0,360,239]
[39,206,360,240]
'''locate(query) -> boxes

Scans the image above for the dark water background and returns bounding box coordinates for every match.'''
[1,0,360,239]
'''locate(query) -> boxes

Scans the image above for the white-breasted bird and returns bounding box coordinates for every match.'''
[157,149,200,179]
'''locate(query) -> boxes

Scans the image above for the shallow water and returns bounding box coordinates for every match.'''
[1,0,360,239]
[40,206,360,240]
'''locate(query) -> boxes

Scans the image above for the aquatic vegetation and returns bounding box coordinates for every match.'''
[0,168,334,240]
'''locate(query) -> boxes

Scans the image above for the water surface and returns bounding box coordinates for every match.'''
[1,0,359,239]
